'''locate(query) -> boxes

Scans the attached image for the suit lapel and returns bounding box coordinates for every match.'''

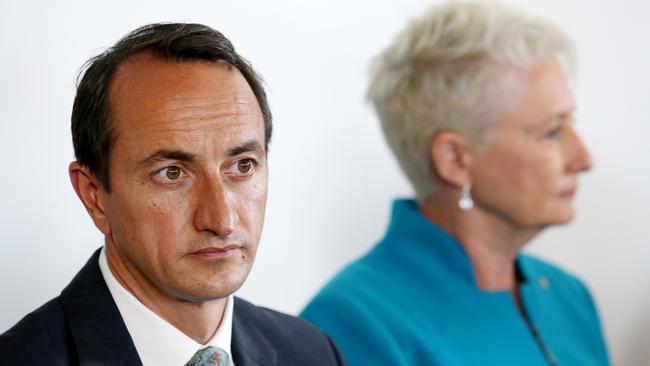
[231,298,278,366]
[60,248,142,366]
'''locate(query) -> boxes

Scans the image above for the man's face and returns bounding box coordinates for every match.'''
[101,53,267,302]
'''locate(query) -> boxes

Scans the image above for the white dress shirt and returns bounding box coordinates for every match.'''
[98,247,235,366]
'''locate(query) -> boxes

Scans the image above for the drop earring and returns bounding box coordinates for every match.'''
[458,184,473,211]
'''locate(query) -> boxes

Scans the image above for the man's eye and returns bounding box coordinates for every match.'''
[156,166,183,181]
[236,159,256,175]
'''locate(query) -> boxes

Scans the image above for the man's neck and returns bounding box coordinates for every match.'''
[104,239,227,344]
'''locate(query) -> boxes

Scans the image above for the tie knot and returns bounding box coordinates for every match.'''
[185,346,230,366]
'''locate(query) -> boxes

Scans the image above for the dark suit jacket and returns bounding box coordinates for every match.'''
[0,249,344,365]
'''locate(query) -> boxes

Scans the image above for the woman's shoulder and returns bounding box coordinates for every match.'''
[517,253,594,301]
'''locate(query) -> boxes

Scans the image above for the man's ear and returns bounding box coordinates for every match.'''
[69,162,111,235]
[430,131,474,188]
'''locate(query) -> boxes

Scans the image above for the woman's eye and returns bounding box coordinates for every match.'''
[237,159,254,174]
[545,126,563,139]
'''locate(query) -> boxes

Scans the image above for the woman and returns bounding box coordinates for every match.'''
[301,2,609,365]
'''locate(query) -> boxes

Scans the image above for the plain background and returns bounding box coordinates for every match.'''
[1,0,648,364]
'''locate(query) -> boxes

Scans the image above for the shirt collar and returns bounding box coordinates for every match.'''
[98,247,235,366]
[381,199,475,285]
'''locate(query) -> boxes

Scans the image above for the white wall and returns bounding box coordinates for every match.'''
[1,1,647,364]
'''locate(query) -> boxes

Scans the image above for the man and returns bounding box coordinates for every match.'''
[0,23,343,365]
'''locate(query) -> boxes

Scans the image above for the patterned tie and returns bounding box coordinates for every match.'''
[185,346,230,366]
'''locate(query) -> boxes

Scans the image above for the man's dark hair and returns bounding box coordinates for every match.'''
[71,23,272,192]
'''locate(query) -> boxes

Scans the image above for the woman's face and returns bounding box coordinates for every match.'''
[470,59,593,229]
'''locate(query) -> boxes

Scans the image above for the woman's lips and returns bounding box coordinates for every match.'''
[559,187,576,198]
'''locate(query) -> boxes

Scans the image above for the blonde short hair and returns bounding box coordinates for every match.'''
[368,1,575,201]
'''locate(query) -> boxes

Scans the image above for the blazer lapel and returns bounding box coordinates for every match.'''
[60,248,142,366]
[231,298,278,366]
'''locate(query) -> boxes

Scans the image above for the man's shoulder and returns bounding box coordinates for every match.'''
[233,297,344,365]
[233,296,333,340]
[2,297,65,340]
[0,296,73,363]
[0,248,134,365]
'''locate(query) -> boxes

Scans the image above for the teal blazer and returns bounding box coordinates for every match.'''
[302,199,609,365]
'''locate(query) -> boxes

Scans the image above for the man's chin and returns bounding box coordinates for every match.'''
[166,261,253,302]
[173,283,243,303]
[180,270,251,300]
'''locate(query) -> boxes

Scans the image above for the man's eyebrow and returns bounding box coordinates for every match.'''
[228,141,265,157]
[138,150,197,167]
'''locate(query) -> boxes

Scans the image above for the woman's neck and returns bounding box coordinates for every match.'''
[420,193,540,291]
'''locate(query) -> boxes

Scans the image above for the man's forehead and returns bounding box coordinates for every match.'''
[108,53,262,132]
[110,52,250,108]
[106,52,265,160]
[124,97,261,132]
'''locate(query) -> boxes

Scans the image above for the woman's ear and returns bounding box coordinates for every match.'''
[69,162,111,235]
[430,131,474,188]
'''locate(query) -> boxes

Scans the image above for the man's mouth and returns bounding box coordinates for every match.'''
[188,245,242,259]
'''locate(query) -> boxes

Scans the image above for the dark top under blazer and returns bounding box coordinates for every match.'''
[0,249,344,366]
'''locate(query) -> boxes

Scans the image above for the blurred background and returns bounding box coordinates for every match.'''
[1,0,647,364]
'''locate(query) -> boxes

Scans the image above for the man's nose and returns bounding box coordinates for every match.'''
[565,126,594,173]
[193,175,237,238]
